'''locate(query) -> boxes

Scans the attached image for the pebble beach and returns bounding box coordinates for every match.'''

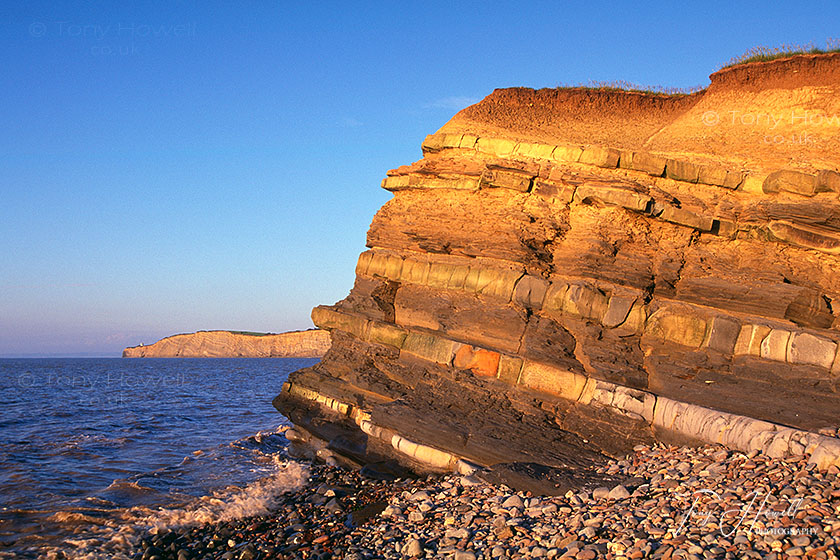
[116,443,840,560]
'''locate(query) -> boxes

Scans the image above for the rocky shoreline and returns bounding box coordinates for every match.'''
[122,444,840,560]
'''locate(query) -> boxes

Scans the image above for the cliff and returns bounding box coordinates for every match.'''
[123,329,330,358]
[275,53,840,479]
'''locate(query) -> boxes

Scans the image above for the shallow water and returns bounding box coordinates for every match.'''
[0,358,315,558]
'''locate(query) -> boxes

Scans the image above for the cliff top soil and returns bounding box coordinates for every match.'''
[445,52,840,174]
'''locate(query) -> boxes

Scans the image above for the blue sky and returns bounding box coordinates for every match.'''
[2,1,838,356]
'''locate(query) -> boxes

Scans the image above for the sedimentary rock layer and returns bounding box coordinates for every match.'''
[123,329,330,358]
[276,53,840,473]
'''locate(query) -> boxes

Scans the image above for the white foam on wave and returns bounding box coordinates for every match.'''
[35,457,310,560]
[53,433,130,450]
[145,456,309,528]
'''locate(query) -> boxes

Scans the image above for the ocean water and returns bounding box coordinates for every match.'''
[0,358,316,559]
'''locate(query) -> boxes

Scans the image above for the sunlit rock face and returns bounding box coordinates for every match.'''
[123,329,330,358]
[276,54,840,474]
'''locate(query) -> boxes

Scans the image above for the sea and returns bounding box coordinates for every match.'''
[0,358,316,559]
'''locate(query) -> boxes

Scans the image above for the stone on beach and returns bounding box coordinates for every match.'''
[125,443,840,560]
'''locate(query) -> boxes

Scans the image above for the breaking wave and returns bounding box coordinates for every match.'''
[10,456,309,560]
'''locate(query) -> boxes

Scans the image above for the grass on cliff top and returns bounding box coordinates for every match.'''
[722,40,840,68]
[225,330,273,336]
[555,80,705,97]
[554,41,840,96]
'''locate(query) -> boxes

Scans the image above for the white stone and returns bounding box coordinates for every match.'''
[591,487,610,500]
[788,332,837,369]
[404,538,423,557]
[608,485,631,500]
[760,329,791,362]
[502,495,524,509]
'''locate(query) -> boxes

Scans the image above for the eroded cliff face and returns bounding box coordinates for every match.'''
[275,54,840,476]
[123,329,330,358]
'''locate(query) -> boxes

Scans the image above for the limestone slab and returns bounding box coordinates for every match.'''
[421,134,444,153]
[401,260,431,285]
[381,175,411,191]
[629,152,667,176]
[476,137,517,157]
[740,174,765,194]
[427,262,455,288]
[748,325,772,356]
[542,282,570,314]
[562,284,609,321]
[574,184,651,212]
[788,333,837,369]
[533,181,576,204]
[618,150,635,170]
[579,146,620,168]
[760,329,791,362]
[763,169,819,196]
[446,264,470,291]
[454,345,501,377]
[620,301,648,332]
[551,145,583,163]
[514,142,555,160]
[497,355,523,385]
[705,316,741,355]
[659,206,714,232]
[384,254,404,280]
[368,321,408,349]
[402,332,460,365]
[768,220,840,254]
[645,309,708,348]
[733,325,754,355]
[518,361,588,401]
[356,251,374,276]
[714,219,737,238]
[602,296,636,328]
[367,253,388,277]
[512,274,549,309]
[474,268,522,301]
[697,164,729,187]
[311,307,370,340]
[480,168,533,192]
[459,135,478,149]
[817,169,840,192]
[665,159,700,183]
[442,133,464,149]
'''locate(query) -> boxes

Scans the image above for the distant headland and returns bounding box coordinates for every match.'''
[122,329,330,358]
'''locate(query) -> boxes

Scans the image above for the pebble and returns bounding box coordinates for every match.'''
[502,495,525,509]
[591,487,610,500]
[791,535,810,547]
[608,484,630,500]
[404,537,423,556]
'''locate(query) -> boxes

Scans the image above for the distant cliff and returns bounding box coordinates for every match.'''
[123,329,330,358]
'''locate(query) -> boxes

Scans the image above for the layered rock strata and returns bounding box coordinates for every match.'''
[275,54,840,474]
[123,329,330,358]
